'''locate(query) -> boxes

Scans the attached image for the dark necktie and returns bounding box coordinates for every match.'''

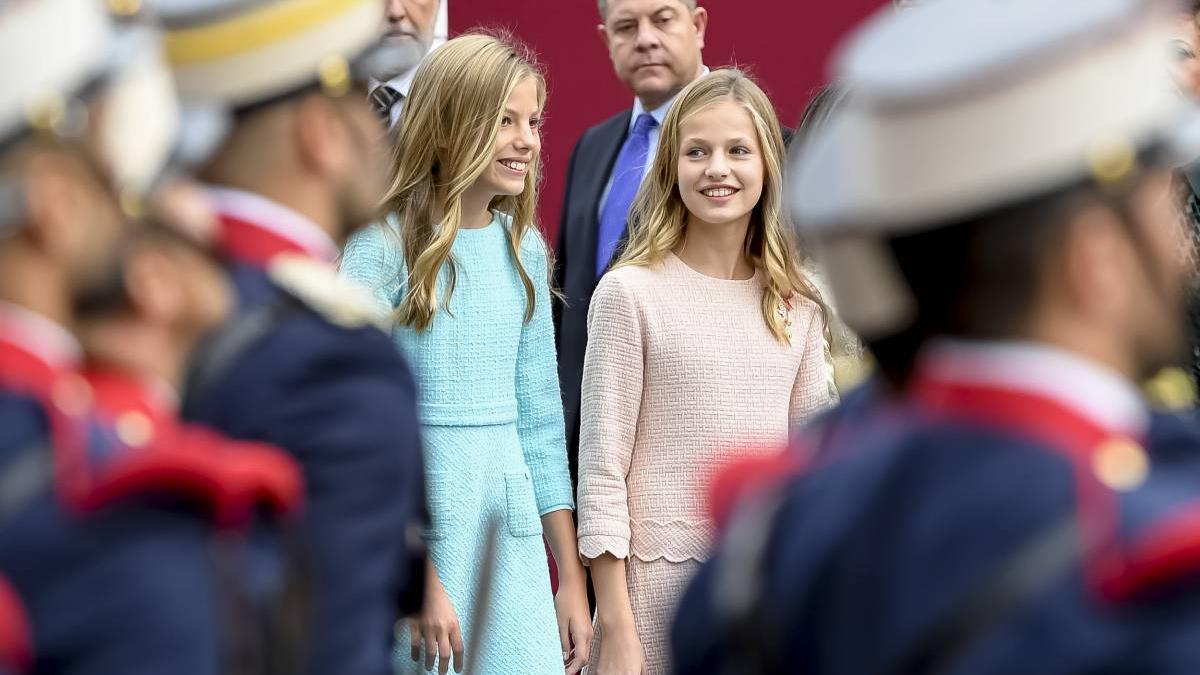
[596,113,657,276]
[370,85,402,124]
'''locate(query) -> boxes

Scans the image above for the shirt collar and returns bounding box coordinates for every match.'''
[630,65,710,130]
[205,185,339,264]
[370,68,416,98]
[0,301,82,370]
[917,338,1149,437]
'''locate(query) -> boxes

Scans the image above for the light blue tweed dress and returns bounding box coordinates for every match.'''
[341,212,573,674]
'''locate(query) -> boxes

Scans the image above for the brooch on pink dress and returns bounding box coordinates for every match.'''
[777,296,794,339]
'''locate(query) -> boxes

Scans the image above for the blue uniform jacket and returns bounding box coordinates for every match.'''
[184,261,426,675]
[0,389,226,675]
[675,390,1200,675]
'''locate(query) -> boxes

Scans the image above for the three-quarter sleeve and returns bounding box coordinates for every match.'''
[339,218,406,314]
[514,233,574,516]
[576,274,644,560]
[790,304,839,425]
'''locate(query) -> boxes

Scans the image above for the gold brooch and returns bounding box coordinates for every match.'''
[777,297,794,339]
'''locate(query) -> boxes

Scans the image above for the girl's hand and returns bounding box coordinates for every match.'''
[554,570,593,674]
[595,617,645,675]
[409,572,464,675]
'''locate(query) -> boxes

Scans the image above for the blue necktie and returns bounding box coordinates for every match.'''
[597,113,657,276]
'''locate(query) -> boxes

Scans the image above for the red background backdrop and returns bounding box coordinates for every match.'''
[448,0,886,241]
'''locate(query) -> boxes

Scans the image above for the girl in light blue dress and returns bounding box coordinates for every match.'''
[340,33,592,675]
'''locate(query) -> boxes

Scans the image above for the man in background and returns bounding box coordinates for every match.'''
[555,0,708,484]
[371,0,442,128]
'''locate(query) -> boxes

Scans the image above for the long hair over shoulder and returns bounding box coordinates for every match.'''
[384,31,547,331]
[615,68,826,343]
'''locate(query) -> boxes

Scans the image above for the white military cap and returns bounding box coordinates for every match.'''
[156,0,388,109]
[789,0,1200,339]
[0,0,182,217]
[792,0,1200,234]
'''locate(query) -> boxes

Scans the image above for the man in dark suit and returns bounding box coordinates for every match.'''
[369,0,442,129]
[555,0,708,482]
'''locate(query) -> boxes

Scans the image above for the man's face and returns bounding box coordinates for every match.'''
[599,0,706,110]
[43,152,133,315]
[1169,13,1200,99]
[375,0,440,81]
[144,180,233,336]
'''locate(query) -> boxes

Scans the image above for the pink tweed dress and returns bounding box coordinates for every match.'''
[577,252,836,675]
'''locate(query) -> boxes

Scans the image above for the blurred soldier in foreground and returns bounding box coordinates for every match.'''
[0,1,303,673]
[156,2,428,673]
[674,0,1200,673]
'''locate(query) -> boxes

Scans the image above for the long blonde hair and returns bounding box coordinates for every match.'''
[385,32,546,331]
[615,68,825,343]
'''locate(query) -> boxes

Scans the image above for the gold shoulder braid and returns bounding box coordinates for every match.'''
[267,254,388,330]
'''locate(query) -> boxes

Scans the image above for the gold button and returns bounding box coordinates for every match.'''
[1087,134,1137,185]
[115,411,154,448]
[1091,437,1149,492]
[1143,367,1197,411]
[25,93,66,133]
[317,54,351,98]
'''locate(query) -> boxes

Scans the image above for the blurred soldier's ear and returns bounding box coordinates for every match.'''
[121,242,181,322]
[294,93,355,182]
[20,152,99,258]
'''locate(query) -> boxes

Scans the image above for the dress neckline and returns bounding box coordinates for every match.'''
[664,251,760,285]
[456,211,502,236]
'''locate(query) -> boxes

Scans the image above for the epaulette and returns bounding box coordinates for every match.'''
[0,575,31,673]
[267,254,388,330]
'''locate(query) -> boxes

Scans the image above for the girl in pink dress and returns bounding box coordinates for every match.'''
[577,69,837,675]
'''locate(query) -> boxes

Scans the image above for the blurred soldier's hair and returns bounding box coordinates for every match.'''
[795,84,849,154]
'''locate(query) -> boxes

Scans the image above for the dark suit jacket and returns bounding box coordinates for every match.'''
[553,109,794,485]
[553,109,631,485]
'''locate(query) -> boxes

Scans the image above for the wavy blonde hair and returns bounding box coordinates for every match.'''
[615,68,825,343]
[384,32,547,331]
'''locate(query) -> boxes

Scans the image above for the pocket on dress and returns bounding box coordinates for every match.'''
[504,471,542,538]
[423,470,451,542]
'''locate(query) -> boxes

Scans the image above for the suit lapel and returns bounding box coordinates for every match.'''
[579,110,631,277]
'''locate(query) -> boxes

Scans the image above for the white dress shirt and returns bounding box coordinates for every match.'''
[370,69,416,130]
